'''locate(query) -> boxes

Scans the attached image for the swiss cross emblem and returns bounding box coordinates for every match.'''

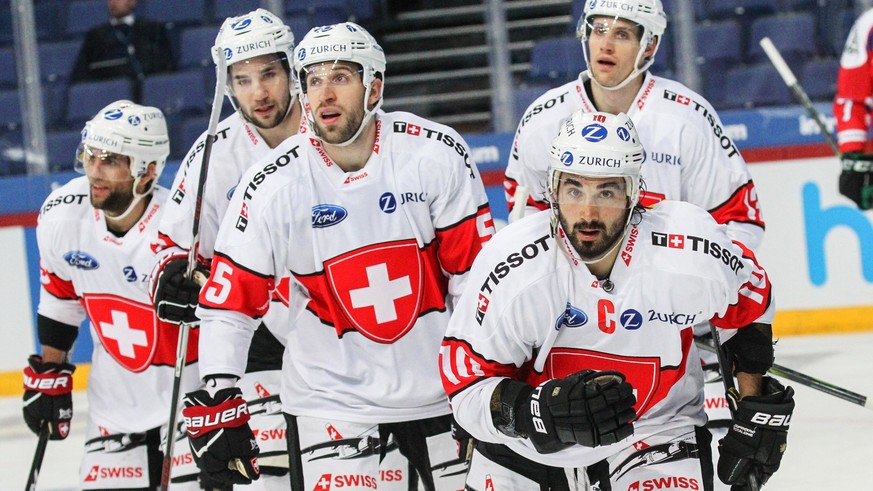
[83,294,158,373]
[325,239,422,343]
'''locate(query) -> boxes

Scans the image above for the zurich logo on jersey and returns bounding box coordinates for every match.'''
[127,115,141,126]
[379,192,397,213]
[122,266,137,282]
[616,126,631,142]
[231,18,252,30]
[103,109,123,121]
[621,309,644,330]
[312,204,348,228]
[63,251,100,270]
[561,151,574,166]
[580,123,608,142]
[555,303,588,330]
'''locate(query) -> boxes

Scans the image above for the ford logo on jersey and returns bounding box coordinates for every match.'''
[312,204,347,228]
[63,251,100,270]
[555,303,588,330]
[103,109,123,120]
[581,123,608,142]
[227,184,238,201]
[561,151,574,166]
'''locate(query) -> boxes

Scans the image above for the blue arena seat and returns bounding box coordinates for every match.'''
[286,17,312,39]
[801,58,840,102]
[142,0,205,28]
[721,63,793,109]
[64,0,106,38]
[0,47,16,88]
[748,13,818,68]
[46,129,82,172]
[179,26,217,70]
[180,115,208,152]
[213,0,261,21]
[705,0,775,20]
[513,84,551,123]
[38,40,80,83]
[142,70,208,117]
[64,78,132,129]
[0,89,21,131]
[527,36,585,85]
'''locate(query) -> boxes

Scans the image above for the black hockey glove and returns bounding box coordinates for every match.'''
[153,257,208,324]
[183,387,260,486]
[495,370,637,454]
[718,377,795,489]
[839,153,873,210]
[22,354,75,440]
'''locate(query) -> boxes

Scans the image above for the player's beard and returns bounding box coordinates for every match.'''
[315,102,365,145]
[242,94,290,130]
[91,183,135,218]
[559,208,629,261]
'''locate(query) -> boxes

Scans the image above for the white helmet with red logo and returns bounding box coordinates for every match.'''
[293,22,386,145]
[213,8,298,111]
[578,0,667,90]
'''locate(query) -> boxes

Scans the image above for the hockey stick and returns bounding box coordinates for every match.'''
[25,424,49,491]
[509,185,529,222]
[708,325,760,491]
[758,37,839,154]
[696,338,871,410]
[159,48,228,491]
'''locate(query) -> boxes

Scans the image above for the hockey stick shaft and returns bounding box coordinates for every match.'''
[696,338,870,410]
[159,50,228,491]
[25,425,49,491]
[509,185,529,223]
[759,37,839,154]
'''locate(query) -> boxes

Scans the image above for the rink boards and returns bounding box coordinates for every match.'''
[1,103,871,393]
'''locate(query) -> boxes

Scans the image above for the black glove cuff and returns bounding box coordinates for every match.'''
[724,323,774,375]
[491,379,533,438]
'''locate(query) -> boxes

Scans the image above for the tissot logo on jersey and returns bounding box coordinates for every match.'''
[479,235,550,295]
[651,232,745,274]
[518,91,569,128]
[392,121,475,178]
[41,193,87,214]
[663,89,739,158]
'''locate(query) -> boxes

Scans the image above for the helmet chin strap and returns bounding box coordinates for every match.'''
[307,83,383,148]
[103,175,150,223]
[587,45,652,92]
[550,204,635,266]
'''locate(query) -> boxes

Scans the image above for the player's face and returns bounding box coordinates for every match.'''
[229,54,292,130]
[304,61,376,144]
[586,17,648,88]
[80,145,135,215]
[555,175,630,260]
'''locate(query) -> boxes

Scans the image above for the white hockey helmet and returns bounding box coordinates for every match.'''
[578,0,667,90]
[77,100,169,190]
[293,22,386,145]
[213,8,298,110]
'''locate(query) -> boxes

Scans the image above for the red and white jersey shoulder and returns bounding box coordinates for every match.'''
[197,111,495,423]
[441,201,773,467]
[155,114,276,260]
[835,8,873,153]
[37,177,199,433]
[505,72,764,249]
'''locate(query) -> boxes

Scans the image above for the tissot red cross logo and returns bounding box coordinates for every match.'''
[325,240,423,343]
[83,294,158,372]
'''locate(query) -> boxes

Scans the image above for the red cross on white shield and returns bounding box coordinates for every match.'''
[83,294,158,373]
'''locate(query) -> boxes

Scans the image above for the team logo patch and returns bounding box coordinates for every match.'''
[379,192,397,213]
[83,294,159,373]
[324,240,423,343]
[580,123,608,142]
[312,204,348,228]
[556,303,588,330]
[122,266,137,282]
[63,251,100,270]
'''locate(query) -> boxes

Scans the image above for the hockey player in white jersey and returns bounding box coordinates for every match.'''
[443,111,795,490]
[180,22,495,490]
[504,2,766,479]
[22,100,202,490]
[149,9,303,489]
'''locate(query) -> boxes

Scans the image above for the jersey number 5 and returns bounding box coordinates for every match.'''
[204,262,233,304]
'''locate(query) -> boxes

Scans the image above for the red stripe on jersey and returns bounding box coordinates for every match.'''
[709,180,765,230]
[526,328,694,418]
[503,176,549,213]
[639,191,666,208]
[436,205,494,275]
[151,231,179,254]
[199,254,275,319]
[835,59,873,152]
[440,338,523,398]
[712,241,772,329]
[294,239,448,342]
[39,264,77,300]
[153,323,200,367]
[272,277,290,306]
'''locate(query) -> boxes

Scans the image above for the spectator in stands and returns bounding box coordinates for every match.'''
[834,8,873,210]
[503,1,767,490]
[71,0,175,102]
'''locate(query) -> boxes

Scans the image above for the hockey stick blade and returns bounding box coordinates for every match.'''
[159,47,229,491]
[759,37,839,154]
[25,424,49,491]
[696,338,870,410]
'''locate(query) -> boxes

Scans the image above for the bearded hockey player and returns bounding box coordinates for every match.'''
[443,111,795,490]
